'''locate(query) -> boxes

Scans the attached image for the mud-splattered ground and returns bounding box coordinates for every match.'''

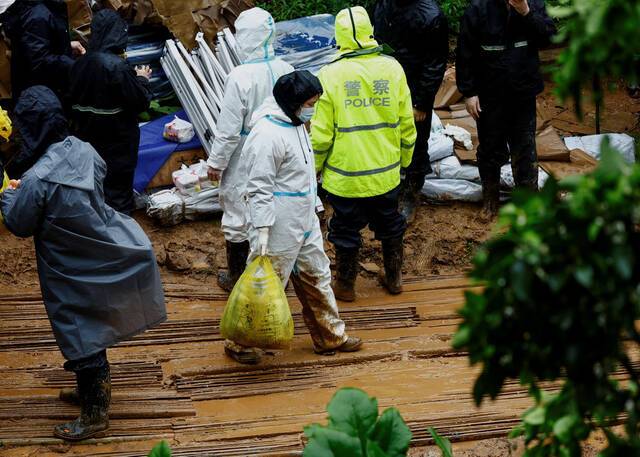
[0,81,637,456]
[0,200,493,291]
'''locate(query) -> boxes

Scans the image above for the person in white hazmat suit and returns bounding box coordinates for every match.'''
[225,71,363,364]
[207,7,294,292]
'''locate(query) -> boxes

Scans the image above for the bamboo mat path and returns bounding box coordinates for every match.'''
[0,275,539,456]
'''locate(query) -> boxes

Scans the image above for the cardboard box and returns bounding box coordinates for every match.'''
[539,149,598,179]
[536,125,571,162]
[147,147,207,189]
[434,67,463,109]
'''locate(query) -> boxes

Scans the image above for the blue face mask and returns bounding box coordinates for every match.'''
[298,106,315,123]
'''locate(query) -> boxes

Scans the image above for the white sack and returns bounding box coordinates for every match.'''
[564,133,636,164]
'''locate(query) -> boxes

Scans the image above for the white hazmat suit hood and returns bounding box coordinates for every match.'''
[0,0,15,15]
[206,6,293,243]
[234,7,277,63]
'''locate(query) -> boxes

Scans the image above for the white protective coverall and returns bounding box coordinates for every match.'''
[207,7,294,243]
[243,97,348,350]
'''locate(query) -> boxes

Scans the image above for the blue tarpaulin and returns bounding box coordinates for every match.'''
[134,110,202,192]
[274,14,336,74]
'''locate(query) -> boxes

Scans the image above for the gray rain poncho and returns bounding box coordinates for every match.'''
[1,86,166,361]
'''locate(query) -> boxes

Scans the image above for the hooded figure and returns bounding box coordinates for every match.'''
[0,86,166,441]
[0,0,78,102]
[311,7,416,302]
[68,9,153,215]
[206,7,293,293]
[228,71,362,365]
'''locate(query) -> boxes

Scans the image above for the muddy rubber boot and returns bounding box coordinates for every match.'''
[480,178,500,221]
[217,240,250,292]
[399,175,424,225]
[59,387,80,406]
[314,336,364,355]
[380,237,404,295]
[333,248,359,302]
[224,340,262,365]
[54,364,111,441]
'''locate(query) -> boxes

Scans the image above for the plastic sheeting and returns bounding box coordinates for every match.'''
[274,14,336,74]
[422,179,484,202]
[426,155,551,202]
[147,186,221,226]
[428,131,455,162]
[564,133,636,164]
[134,109,202,192]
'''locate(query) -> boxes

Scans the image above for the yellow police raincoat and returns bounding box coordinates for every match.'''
[312,6,417,198]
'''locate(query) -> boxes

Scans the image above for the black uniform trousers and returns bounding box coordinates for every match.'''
[405,107,433,187]
[327,186,407,251]
[476,96,538,189]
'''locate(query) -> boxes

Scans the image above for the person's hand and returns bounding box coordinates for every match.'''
[8,179,20,190]
[413,108,427,123]
[258,227,270,256]
[465,96,482,120]
[136,65,153,80]
[207,166,222,182]
[70,41,86,57]
[509,0,530,16]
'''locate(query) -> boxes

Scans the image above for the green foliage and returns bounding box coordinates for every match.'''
[303,387,412,457]
[453,143,640,456]
[138,99,181,123]
[256,0,467,34]
[148,441,172,457]
[428,428,453,457]
[439,0,468,33]
[549,0,640,116]
[255,0,376,22]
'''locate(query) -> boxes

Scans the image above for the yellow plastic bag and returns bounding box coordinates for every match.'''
[220,256,294,349]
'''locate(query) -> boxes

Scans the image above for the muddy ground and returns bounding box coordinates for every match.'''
[2,81,639,290]
[0,83,637,456]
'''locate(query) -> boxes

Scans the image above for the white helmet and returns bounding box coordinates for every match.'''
[0,0,16,15]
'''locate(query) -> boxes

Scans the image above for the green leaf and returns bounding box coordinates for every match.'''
[303,427,364,457]
[523,407,545,426]
[367,441,391,457]
[327,388,379,440]
[368,408,412,457]
[509,425,525,439]
[452,325,470,349]
[148,441,172,457]
[553,415,578,443]
[574,265,594,287]
[428,427,453,457]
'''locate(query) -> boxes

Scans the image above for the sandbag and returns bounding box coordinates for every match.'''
[428,131,454,162]
[564,133,636,164]
[432,155,480,182]
[422,178,483,202]
[220,256,294,349]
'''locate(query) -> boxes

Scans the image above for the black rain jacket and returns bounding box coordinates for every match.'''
[373,0,448,111]
[68,10,152,210]
[9,85,69,177]
[456,0,556,100]
[0,0,74,102]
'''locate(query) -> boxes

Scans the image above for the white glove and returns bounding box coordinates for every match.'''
[258,227,270,256]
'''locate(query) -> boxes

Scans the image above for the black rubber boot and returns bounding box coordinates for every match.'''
[481,179,500,220]
[333,248,359,302]
[54,364,111,441]
[399,175,424,225]
[59,387,80,406]
[380,237,404,295]
[218,240,250,292]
